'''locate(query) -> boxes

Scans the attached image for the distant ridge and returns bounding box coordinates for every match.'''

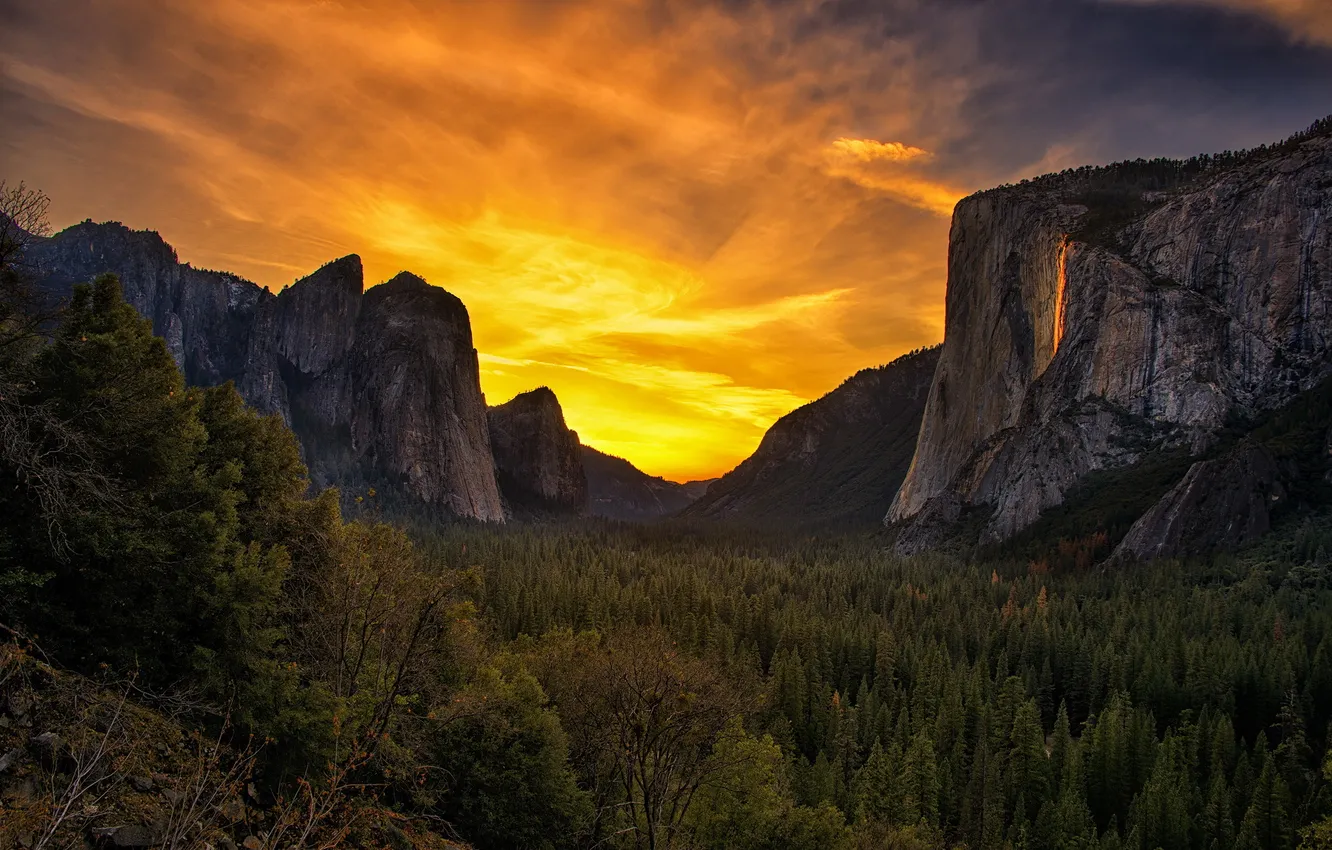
[581,445,713,521]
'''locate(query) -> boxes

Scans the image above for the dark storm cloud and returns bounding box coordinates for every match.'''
[734,0,1332,178]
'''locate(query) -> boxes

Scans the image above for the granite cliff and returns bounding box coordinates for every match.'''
[488,387,588,513]
[684,346,939,526]
[889,119,1332,553]
[33,221,506,521]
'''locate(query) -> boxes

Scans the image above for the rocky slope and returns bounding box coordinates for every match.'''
[33,222,505,521]
[683,346,939,526]
[581,446,711,521]
[488,387,588,513]
[1112,443,1286,561]
[889,120,1332,552]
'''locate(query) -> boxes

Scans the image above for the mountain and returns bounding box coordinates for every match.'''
[580,446,712,520]
[488,387,588,514]
[32,221,506,521]
[682,346,939,526]
[889,118,1332,555]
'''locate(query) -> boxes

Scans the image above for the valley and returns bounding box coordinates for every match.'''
[3,115,1332,850]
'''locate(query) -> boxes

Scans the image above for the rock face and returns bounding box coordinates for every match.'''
[581,446,710,521]
[890,127,1332,547]
[1113,444,1286,561]
[488,387,588,513]
[684,346,939,526]
[34,221,505,521]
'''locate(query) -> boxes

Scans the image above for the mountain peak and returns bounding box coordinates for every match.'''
[283,253,364,298]
[382,270,430,290]
[488,386,586,514]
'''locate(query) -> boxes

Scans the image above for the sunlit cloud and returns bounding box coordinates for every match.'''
[828,139,932,163]
[3,0,1327,478]
[818,138,964,216]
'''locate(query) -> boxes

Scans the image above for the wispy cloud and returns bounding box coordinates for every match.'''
[828,139,932,163]
[2,0,1328,478]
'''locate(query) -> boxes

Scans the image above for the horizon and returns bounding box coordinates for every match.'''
[4,0,1331,480]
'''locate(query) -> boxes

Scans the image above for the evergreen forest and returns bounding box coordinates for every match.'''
[2,182,1332,849]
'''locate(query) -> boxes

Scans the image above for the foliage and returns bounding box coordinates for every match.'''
[424,659,590,850]
[986,116,1332,199]
[428,517,1332,848]
[981,115,1332,250]
[4,232,1332,848]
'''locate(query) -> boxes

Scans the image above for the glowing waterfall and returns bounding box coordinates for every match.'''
[1052,237,1069,358]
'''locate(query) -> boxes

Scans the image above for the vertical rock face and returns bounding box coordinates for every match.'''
[683,346,940,525]
[34,222,505,522]
[487,387,588,513]
[890,197,1077,526]
[890,129,1332,546]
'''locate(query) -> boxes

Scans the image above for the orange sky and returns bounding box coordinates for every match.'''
[3,0,1328,480]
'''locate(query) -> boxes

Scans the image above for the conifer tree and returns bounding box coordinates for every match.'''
[902,730,940,828]
[1238,759,1293,850]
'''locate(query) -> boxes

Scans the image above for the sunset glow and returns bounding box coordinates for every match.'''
[3,0,1329,479]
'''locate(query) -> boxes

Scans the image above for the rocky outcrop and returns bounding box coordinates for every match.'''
[1113,444,1286,561]
[684,346,939,526]
[889,125,1332,547]
[33,221,505,521]
[581,446,710,521]
[488,387,587,513]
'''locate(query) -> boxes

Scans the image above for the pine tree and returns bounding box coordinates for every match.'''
[902,730,940,828]
[1237,759,1293,850]
[1200,772,1235,850]
[1128,735,1191,850]
[1009,698,1051,822]
[854,739,899,825]
[1052,735,1095,849]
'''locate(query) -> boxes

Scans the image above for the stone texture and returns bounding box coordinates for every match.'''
[34,222,504,522]
[684,346,939,525]
[1113,444,1286,561]
[889,133,1332,546]
[487,387,587,513]
[91,825,161,848]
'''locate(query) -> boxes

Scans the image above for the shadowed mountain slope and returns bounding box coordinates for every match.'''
[488,387,587,514]
[682,346,940,527]
[581,446,712,521]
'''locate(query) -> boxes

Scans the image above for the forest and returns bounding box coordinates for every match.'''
[2,182,1332,849]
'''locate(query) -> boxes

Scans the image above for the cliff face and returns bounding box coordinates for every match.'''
[890,131,1332,547]
[581,446,709,521]
[34,222,505,522]
[684,346,939,526]
[488,387,588,513]
[1113,444,1286,561]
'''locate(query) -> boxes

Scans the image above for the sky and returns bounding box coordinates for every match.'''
[2,0,1330,481]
